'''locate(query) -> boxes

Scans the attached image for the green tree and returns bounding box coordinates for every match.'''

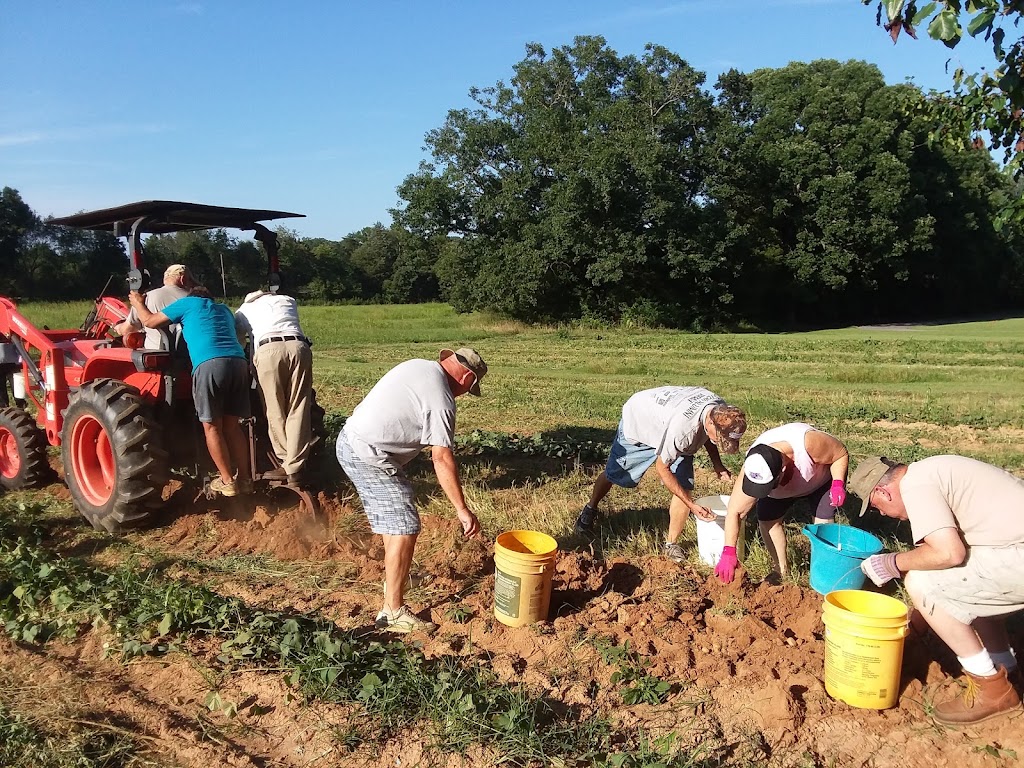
[0,187,40,296]
[707,59,1018,325]
[866,1,1024,225]
[395,36,722,327]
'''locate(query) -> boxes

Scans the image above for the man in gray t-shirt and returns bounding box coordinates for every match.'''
[575,386,747,564]
[336,347,487,634]
[850,455,1024,727]
[115,264,194,350]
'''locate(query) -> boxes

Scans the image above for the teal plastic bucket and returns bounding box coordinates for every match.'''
[802,524,884,595]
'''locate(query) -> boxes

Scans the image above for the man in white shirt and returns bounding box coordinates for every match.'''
[336,348,486,634]
[235,289,313,485]
[115,264,194,351]
[575,386,747,563]
[851,455,1024,727]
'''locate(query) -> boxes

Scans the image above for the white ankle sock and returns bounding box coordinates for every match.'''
[990,649,1018,672]
[958,650,998,677]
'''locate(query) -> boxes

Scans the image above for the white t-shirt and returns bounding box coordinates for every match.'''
[234,292,305,344]
[343,359,456,471]
[902,455,1024,547]
[620,386,723,464]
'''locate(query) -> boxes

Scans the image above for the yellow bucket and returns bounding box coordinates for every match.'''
[493,530,558,628]
[822,590,909,709]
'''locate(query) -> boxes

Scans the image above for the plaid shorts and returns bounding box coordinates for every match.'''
[906,544,1024,624]
[336,432,420,535]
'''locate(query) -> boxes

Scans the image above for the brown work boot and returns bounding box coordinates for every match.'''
[933,667,1023,727]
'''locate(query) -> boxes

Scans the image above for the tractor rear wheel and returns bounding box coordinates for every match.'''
[61,379,168,533]
[0,407,49,490]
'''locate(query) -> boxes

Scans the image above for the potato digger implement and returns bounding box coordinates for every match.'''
[0,201,322,531]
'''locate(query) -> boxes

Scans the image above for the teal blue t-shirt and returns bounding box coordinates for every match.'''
[162,296,245,371]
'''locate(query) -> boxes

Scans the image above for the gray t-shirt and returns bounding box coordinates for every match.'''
[126,284,188,350]
[343,358,456,472]
[902,455,1024,547]
[620,386,723,464]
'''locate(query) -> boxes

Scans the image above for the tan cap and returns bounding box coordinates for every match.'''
[849,456,897,516]
[439,347,487,396]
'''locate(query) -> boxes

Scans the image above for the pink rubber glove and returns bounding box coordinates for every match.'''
[714,546,738,583]
[829,479,846,508]
[860,553,901,586]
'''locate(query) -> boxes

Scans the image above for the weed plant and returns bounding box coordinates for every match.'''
[0,703,156,768]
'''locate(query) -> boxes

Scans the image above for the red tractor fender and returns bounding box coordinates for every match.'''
[78,347,167,404]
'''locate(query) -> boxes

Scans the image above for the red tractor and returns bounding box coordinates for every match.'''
[0,201,320,531]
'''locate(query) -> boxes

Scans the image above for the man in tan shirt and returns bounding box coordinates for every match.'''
[851,455,1024,727]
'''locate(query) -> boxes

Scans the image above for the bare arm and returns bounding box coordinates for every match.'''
[431,445,480,538]
[655,458,714,520]
[703,440,731,480]
[723,473,757,547]
[806,431,849,481]
[894,527,966,572]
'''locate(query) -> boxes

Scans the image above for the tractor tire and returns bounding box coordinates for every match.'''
[61,379,169,533]
[0,407,49,490]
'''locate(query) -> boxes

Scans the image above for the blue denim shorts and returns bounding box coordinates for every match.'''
[605,422,694,490]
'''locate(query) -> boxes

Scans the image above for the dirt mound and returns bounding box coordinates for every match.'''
[18,477,1022,767]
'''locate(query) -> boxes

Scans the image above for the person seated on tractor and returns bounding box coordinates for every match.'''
[234,285,313,486]
[129,284,252,497]
[116,264,195,351]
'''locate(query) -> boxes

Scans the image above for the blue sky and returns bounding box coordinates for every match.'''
[0,1,993,240]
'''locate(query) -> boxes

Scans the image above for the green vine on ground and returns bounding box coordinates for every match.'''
[0,503,722,768]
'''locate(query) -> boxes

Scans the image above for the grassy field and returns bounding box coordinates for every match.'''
[4,300,1024,766]
[26,300,1024,463]
[18,299,1024,569]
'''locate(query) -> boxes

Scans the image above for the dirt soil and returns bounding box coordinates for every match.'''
[9,482,1024,768]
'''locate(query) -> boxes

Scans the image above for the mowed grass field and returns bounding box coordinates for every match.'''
[21,299,1024,573]
[29,300,1024,466]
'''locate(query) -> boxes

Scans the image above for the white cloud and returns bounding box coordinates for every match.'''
[0,123,169,150]
[172,2,204,15]
[0,132,45,147]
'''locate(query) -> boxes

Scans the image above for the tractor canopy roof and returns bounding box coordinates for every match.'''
[50,201,304,235]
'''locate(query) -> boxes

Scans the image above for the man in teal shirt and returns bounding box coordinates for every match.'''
[129,286,251,497]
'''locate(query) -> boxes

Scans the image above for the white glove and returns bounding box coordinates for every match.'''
[860,553,901,587]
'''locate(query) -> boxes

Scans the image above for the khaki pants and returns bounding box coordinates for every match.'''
[254,339,313,475]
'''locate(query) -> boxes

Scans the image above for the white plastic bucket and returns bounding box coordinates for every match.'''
[693,495,744,567]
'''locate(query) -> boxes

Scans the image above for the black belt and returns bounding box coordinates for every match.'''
[257,335,308,348]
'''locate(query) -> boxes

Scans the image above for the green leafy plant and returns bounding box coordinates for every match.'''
[444,603,474,623]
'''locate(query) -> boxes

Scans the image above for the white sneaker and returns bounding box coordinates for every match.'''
[374,605,437,634]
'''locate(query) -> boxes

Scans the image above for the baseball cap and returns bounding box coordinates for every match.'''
[741,444,785,498]
[849,456,897,516]
[439,347,488,396]
[709,405,746,454]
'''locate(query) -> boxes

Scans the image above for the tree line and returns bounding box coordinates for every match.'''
[0,188,443,304]
[3,37,1023,328]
